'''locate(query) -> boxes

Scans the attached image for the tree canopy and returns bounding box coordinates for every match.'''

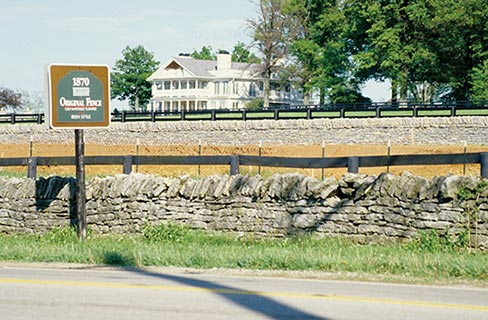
[0,87,22,111]
[190,46,216,60]
[248,0,488,104]
[231,42,261,63]
[111,45,160,111]
[190,43,261,64]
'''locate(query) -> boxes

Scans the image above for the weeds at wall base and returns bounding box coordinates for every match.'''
[0,226,486,284]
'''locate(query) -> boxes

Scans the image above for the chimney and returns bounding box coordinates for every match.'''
[217,51,231,71]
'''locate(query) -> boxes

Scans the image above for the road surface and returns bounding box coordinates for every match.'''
[0,264,487,320]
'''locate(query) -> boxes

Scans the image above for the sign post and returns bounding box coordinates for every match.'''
[47,64,110,240]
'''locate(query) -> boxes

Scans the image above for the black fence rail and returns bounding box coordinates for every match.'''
[3,100,488,124]
[2,152,487,179]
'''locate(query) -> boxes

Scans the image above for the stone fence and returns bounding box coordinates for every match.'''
[0,172,487,249]
[2,116,488,145]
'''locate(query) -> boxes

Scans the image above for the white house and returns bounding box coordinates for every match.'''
[147,52,302,112]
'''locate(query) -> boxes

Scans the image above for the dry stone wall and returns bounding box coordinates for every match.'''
[2,116,488,145]
[0,173,487,248]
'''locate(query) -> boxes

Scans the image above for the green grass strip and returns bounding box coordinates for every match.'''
[0,226,486,284]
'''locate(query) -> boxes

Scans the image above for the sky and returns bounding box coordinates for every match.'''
[0,0,389,107]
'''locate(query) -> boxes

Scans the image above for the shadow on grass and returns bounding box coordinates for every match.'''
[101,251,328,320]
[103,252,136,266]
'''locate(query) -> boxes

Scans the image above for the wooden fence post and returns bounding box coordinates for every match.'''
[75,129,87,241]
[481,152,488,178]
[27,157,38,179]
[230,155,240,175]
[347,156,359,174]
[123,155,133,174]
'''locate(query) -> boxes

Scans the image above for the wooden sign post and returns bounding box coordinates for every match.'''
[47,64,110,240]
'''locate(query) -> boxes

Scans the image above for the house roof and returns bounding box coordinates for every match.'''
[148,56,262,81]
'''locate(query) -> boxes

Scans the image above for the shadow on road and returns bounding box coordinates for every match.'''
[103,252,329,320]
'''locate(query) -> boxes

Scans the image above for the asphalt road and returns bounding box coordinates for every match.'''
[0,264,487,320]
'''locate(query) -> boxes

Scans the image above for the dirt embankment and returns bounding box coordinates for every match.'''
[2,142,486,178]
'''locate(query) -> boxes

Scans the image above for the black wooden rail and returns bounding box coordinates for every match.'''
[3,100,488,124]
[1,152,488,179]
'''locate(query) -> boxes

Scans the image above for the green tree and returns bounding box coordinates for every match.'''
[231,42,261,63]
[190,46,216,60]
[426,0,488,101]
[471,60,488,101]
[286,0,368,104]
[0,87,22,112]
[344,0,488,102]
[111,45,160,112]
[345,0,438,103]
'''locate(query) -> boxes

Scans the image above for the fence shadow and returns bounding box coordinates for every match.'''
[102,252,329,320]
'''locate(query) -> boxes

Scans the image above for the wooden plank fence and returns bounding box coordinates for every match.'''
[2,100,488,124]
[1,153,488,179]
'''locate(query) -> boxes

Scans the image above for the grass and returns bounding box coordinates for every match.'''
[457,109,488,116]
[380,110,414,117]
[0,225,486,285]
[0,168,28,178]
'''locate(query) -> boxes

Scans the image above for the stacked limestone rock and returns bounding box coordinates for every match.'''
[0,172,486,249]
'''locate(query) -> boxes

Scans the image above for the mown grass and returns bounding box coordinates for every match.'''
[0,224,486,284]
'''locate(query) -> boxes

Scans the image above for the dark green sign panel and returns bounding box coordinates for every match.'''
[48,65,110,128]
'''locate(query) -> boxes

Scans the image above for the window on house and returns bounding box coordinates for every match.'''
[222,81,229,95]
[199,81,208,89]
[214,82,220,95]
[181,81,187,89]
[164,81,171,90]
[157,102,162,112]
[249,83,257,97]
[156,81,162,90]
[232,102,239,109]
[232,82,239,95]
[164,101,171,112]
[181,101,187,111]
[189,80,196,89]
[172,81,179,90]
[198,101,207,110]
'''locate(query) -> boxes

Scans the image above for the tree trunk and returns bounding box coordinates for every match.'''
[399,70,408,102]
[391,78,398,104]
[303,91,310,106]
[263,73,270,109]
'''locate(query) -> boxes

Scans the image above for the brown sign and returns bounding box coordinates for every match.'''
[48,64,110,128]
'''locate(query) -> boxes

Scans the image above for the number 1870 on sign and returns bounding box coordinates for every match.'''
[72,77,90,87]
